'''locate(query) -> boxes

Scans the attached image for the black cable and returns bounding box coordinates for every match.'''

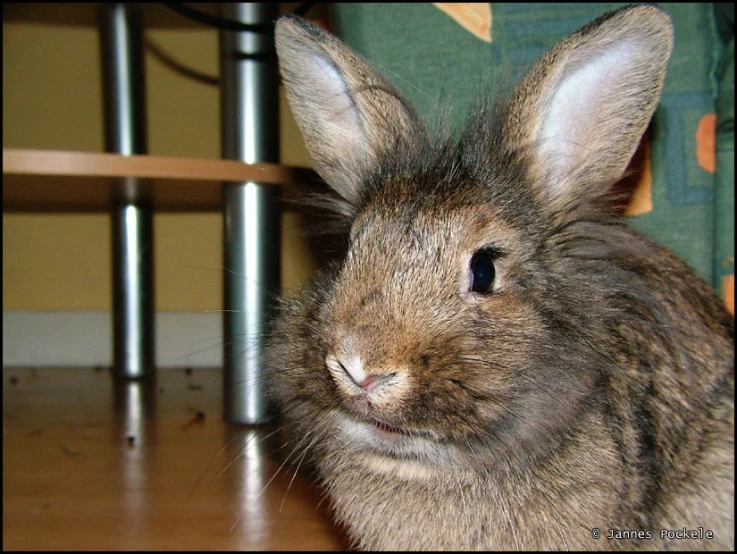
[163,3,316,33]
[290,3,316,18]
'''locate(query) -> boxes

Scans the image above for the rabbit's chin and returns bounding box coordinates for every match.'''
[330,409,468,476]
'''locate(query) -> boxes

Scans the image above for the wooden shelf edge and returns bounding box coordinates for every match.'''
[2,148,319,186]
[2,149,328,212]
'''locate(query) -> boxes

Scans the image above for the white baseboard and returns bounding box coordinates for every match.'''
[2,311,223,368]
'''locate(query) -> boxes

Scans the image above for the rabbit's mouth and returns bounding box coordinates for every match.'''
[340,398,437,440]
[369,417,444,442]
[332,411,462,470]
[371,419,410,438]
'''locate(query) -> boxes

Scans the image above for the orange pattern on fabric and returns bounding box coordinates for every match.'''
[433,3,492,42]
[723,274,734,315]
[625,138,653,216]
[696,113,716,174]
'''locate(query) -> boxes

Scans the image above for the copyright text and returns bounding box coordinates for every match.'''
[591,527,714,541]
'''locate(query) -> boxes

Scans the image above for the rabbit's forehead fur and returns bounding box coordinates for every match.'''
[324,143,533,336]
[350,98,546,231]
[332,201,521,337]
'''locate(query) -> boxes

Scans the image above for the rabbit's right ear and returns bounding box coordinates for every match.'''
[275,16,428,207]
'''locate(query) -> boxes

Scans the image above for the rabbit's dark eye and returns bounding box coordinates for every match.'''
[470,249,496,294]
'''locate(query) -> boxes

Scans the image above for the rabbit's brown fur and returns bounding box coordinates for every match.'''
[267,5,734,550]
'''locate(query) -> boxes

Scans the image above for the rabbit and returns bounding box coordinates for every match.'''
[267,4,734,551]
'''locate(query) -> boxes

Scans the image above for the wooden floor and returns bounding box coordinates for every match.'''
[3,367,349,551]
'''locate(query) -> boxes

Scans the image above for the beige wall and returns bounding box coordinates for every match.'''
[3,7,318,312]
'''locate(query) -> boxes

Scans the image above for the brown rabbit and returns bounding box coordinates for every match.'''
[268,5,734,550]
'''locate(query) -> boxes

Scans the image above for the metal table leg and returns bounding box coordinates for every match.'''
[220,3,281,424]
[99,3,155,380]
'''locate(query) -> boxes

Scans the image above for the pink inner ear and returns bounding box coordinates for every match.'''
[538,42,638,181]
[311,55,366,145]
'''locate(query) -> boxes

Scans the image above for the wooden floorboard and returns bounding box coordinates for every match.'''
[2,367,349,551]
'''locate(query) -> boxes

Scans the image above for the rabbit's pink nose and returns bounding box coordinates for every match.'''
[358,372,397,393]
[325,353,400,396]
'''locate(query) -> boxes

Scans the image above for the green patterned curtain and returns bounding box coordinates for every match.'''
[331,3,734,314]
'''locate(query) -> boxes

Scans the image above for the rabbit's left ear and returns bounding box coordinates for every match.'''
[503,5,673,209]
